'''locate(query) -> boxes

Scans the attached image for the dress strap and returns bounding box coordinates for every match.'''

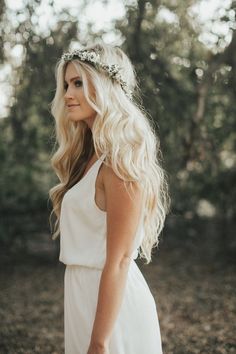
[89,153,106,181]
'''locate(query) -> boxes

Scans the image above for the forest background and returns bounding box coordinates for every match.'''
[0,0,235,353]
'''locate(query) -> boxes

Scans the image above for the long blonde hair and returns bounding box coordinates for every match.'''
[49,42,171,264]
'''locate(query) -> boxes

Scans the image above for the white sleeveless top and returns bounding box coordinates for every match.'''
[59,153,145,270]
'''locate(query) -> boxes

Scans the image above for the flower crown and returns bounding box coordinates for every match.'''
[61,49,133,99]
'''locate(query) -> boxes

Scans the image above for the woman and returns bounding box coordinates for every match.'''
[49,42,171,354]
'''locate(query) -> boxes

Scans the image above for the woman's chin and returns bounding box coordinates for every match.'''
[67,113,81,122]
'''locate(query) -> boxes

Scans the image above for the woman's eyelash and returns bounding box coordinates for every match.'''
[63,80,82,90]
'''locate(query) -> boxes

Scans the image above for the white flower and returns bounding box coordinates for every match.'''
[61,49,133,99]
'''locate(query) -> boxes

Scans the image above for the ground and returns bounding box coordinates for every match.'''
[0,233,235,354]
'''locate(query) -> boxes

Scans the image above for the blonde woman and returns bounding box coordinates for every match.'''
[49,42,170,354]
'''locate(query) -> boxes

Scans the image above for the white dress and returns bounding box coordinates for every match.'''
[59,153,163,354]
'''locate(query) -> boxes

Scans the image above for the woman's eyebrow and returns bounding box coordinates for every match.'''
[64,76,81,83]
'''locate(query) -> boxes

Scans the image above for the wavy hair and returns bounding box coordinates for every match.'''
[49,42,171,264]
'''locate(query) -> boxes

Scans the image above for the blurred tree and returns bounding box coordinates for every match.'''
[111,0,236,258]
[0,0,235,258]
[0,0,6,62]
[114,0,236,224]
[0,0,78,250]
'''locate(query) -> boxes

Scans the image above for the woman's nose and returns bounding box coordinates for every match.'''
[64,86,74,99]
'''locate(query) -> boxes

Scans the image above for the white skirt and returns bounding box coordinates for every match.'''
[64,261,163,354]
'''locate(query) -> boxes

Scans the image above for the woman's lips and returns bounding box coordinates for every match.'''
[67,104,80,109]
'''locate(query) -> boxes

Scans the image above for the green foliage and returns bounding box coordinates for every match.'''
[0,0,78,249]
[0,0,6,62]
[0,0,235,252]
[115,0,236,222]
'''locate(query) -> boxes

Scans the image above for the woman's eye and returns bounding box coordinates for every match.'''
[63,80,82,90]
[74,80,82,87]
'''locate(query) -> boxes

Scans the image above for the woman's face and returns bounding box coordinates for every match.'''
[64,61,96,128]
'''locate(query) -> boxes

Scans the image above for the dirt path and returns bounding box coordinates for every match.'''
[0,245,235,354]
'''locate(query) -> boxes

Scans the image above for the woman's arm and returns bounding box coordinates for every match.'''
[87,164,143,354]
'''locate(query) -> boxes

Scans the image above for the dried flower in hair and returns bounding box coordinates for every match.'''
[61,49,133,99]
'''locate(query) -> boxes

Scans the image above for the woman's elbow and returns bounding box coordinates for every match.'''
[105,253,133,271]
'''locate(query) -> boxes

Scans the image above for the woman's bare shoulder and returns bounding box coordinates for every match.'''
[101,161,142,199]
